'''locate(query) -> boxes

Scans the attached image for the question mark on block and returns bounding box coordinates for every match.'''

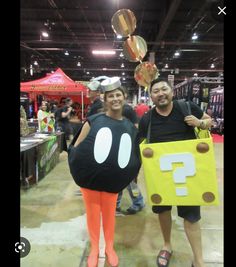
[160,153,196,196]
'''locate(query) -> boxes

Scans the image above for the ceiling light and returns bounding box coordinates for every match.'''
[102,68,107,70]
[92,50,116,55]
[41,31,49,37]
[121,63,124,68]
[30,65,33,76]
[64,51,69,56]
[174,51,180,57]
[117,35,122,39]
[122,72,125,75]
[164,64,168,68]
[119,52,124,57]
[211,63,215,68]
[77,62,81,67]
[86,71,90,75]
[193,73,198,77]
[122,77,126,80]
[192,33,198,40]
[33,61,38,66]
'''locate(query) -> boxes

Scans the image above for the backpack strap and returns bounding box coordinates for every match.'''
[177,100,205,139]
[146,110,152,143]
[177,99,191,116]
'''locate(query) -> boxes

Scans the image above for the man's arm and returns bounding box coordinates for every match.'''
[61,107,72,118]
[184,112,213,129]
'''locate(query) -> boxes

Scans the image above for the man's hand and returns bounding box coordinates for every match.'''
[184,115,201,127]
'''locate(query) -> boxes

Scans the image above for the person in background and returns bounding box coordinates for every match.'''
[50,100,58,115]
[139,77,212,267]
[20,105,30,136]
[68,77,141,267]
[37,101,55,133]
[57,97,74,141]
[29,100,35,118]
[135,99,149,120]
[86,80,104,117]
[116,90,145,215]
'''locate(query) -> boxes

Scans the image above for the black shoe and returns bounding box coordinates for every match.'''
[115,207,125,216]
[125,205,144,215]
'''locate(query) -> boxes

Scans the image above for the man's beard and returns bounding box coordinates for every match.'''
[156,98,169,109]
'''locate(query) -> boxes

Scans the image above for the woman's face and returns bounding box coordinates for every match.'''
[105,89,125,111]
[41,103,48,111]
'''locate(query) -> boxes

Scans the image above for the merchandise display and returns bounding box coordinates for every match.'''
[20,132,64,188]
[174,77,224,134]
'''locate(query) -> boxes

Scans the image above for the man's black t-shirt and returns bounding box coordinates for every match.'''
[55,106,73,125]
[139,100,203,143]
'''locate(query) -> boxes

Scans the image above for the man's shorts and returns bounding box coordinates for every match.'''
[152,205,201,223]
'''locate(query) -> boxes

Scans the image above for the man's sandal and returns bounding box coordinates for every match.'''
[156,250,173,267]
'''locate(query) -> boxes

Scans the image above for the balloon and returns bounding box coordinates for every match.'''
[123,35,147,62]
[111,9,136,37]
[134,62,159,87]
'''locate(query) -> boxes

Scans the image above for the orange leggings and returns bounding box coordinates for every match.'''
[80,187,118,254]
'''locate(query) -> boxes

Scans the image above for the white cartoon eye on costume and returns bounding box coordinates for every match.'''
[94,127,132,168]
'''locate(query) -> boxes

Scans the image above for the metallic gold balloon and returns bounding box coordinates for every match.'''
[111,9,136,37]
[123,35,147,62]
[134,62,159,87]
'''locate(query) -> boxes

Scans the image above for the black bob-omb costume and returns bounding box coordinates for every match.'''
[68,77,141,193]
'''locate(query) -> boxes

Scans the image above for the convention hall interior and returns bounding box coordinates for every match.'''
[20,0,224,266]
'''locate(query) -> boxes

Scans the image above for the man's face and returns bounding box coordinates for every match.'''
[150,81,173,108]
[67,100,73,106]
[88,90,100,99]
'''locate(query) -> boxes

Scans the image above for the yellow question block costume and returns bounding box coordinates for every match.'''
[140,135,219,206]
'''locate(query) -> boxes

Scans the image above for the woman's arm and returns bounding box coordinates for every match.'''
[74,122,91,147]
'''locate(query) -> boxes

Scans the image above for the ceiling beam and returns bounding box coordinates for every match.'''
[21,40,223,46]
[152,0,182,51]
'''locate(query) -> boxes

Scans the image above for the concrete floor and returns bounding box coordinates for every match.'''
[20,143,223,267]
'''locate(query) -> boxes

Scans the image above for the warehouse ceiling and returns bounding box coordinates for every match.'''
[20,0,224,90]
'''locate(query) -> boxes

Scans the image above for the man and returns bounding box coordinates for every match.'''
[57,97,74,141]
[139,78,212,267]
[116,92,145,215]
[86,80,104,117]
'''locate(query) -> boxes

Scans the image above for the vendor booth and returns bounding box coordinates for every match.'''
[20,132,65,188]
[20,68,90,120]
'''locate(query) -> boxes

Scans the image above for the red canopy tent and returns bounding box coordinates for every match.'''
[20,68,90,120]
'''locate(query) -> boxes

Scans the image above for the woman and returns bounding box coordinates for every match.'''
[37,101,55,133]
[68,77,141,267]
